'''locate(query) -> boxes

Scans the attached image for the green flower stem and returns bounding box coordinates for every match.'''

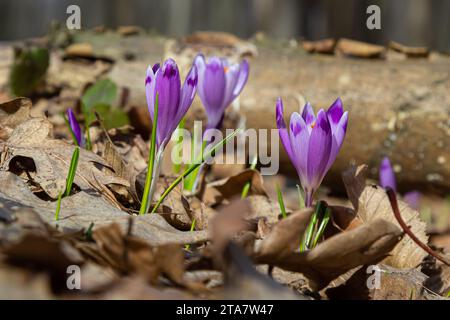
[151,129,239,214]
[139,94,159,215]
[55,146,80,221]
[312,207,331,247]
[241,154,258,199]
[185,218,196,251]
[276,184,287,219]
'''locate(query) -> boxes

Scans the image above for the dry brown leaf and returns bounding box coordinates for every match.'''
[94,276,191,299]
[255,209,313,259]
[221,242,306,300]
[203,169,267,206]
[325,264,437,300]
[342,164,429,268]
[0,97,33,141]
[1,118,129,199]
[0,264,53,299]
[87,222,185,285]
[255,217,402,290]
[0,171,209,246]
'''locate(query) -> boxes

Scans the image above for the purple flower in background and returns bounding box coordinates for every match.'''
[379,157,397,191]
[194,54,249,130]
[276,97,348,207]
[379,157,421,210]
[403,191,421,211]
[67,108,84,147]
[145,58,198,149]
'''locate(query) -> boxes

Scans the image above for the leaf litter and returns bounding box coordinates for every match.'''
[0,94,448,300]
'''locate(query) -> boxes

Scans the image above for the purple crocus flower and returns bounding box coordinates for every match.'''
[194,54,249,130]
[66,108,84,147]
[145,58,198,149]
[379,156,421,210]
[403,191,421,211]
[379,157,397,191]
[276,97,348,207]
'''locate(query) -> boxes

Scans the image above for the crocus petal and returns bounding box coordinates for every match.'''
[175,64,198,134]
[202,57,226,126]
[232,59,249,97]
[403,191,421,211]
[276,98,293,160]
[301,102,316,126]
[379,156,397,191]
[221,62,240,107]
[67,108,83,147]
[145,64,158,121]
[152,63,160,74]
[327,97,344,132]
[325,111,348,171]
[306,109,332,189]
[154,58,181,147]
[288,112,310,187]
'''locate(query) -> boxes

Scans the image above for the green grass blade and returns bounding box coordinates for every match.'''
[312,207,331,247]
[296,184,304,209]
[301,201,323,251]
[241,154,258,199]
[185,218,196,251]
[55,191,63,221]
[139,93,159,215]
[64,146,80,197]
[276,184,287,219]
[151,129,239,214]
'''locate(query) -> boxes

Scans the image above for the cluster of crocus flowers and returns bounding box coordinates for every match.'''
[276,98,348,207]
[67,108,84,148]
[145,59,198,150]
[194,54,249,131]
[379,156,421,210]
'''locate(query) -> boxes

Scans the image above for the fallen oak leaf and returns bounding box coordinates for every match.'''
[254,218,402,291]
[255,209,313,260]
[0,172,209,247]
[1,118,129,199]
[342,164,428,269]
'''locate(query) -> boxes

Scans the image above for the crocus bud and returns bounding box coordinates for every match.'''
[194,54,249,130]
[276,97,348,207]
[145,58,198,149]
[67,108,84,147]
[379,156,397,191]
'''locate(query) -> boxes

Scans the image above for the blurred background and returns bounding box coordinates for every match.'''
[0,0,449,52]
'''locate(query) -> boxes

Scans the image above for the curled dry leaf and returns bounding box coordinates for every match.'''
[203,169,280,223]
[1,117,129,199]
[254,211,402,290]
[203,169,267,206]
[342,164,429,268]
